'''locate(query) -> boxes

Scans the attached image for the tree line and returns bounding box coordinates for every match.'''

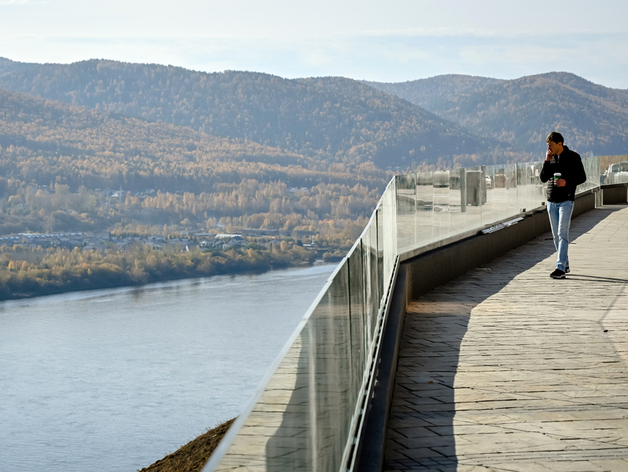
[0,242,316,301]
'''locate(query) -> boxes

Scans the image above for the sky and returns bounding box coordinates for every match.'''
[2,0,628,88]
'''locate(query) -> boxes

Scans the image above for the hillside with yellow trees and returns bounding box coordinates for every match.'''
[0,85,387,298]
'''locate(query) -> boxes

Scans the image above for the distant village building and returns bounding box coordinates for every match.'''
[7,232,85,249]
[0,229,251,254]
[215,234,243,239]
[193,232,214,238]
[267,239,282,248]
[115,241,132,251]
[85,231,110,240]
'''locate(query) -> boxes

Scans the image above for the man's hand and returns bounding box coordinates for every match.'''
[555,179,566,187]
[546,148,553,161]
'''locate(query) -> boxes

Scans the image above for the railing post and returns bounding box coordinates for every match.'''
[459,168,467,213]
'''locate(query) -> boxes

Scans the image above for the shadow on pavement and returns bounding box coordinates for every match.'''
[383,204,625,471]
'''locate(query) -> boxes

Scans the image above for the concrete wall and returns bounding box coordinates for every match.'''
[602,184,628,205]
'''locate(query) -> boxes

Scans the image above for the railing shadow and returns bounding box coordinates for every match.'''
[383,204,624,471]
[567,275,628,284]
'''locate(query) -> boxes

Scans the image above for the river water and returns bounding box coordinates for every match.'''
[0,263,336,472]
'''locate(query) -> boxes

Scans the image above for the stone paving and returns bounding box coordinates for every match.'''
[385,204,628,471]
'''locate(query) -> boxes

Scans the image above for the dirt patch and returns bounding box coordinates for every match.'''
[139,418,235,472]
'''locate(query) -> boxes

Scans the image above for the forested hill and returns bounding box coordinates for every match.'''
[368,72,628,156]
[364,75,506,114]
[0,87,389,192]
[0,58,499,169]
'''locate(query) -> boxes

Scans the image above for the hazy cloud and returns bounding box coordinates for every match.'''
[0,0,46,4]
[1,1,628,87]
[363,27,500,39]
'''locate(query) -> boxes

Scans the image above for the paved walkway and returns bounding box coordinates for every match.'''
[385,204,628,472]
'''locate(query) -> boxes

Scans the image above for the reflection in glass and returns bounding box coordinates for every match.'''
[348,246,365,410]
[580,155,601,190]
[432,169,451,242]
[381,180,397,287]
[395,174,417,253]
[599,155,627,185]
[376,207,384,304]
[459,167,483,232]
[415,171,435,247]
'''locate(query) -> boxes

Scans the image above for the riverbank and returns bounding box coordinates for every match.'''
[0,259,315,301]
[140,419,235,472]
[0,243,327,301]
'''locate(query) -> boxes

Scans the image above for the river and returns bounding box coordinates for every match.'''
[0,262,336,472]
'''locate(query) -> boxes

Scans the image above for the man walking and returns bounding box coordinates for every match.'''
[540,132,587,279]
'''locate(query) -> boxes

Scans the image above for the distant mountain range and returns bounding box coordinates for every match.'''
[0,58,494,170]
[0,57,626,172]
[367,73,628,156]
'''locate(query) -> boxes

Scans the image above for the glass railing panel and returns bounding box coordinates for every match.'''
[212,263,354,472]
[599,155,628,186]
[381,180,397,288]
[529,161,546,210]
[277,263,352,472]
[395,174,417,253]
[516,162,540,213]
[432,169,451,242]
[618,164,628,184]
[503,163,519,218]
[458,167,484,233]
[600,154,624,185]
[483,164,508,224]
[376,206,384,304]
[368,217,381,338]
[360,218,378,351]
[415,170,435,247]
[446,168,466,236]
[578,155,601,192]
[482,163,519,225]
[347,244,366,407]
[515,162,527,213]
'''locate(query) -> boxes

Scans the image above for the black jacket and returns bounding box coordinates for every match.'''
[540,146,587,202]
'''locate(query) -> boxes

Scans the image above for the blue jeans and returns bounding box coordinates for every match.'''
[547,200,574,271]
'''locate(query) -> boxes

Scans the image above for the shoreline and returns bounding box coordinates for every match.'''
[0,259,326,303]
